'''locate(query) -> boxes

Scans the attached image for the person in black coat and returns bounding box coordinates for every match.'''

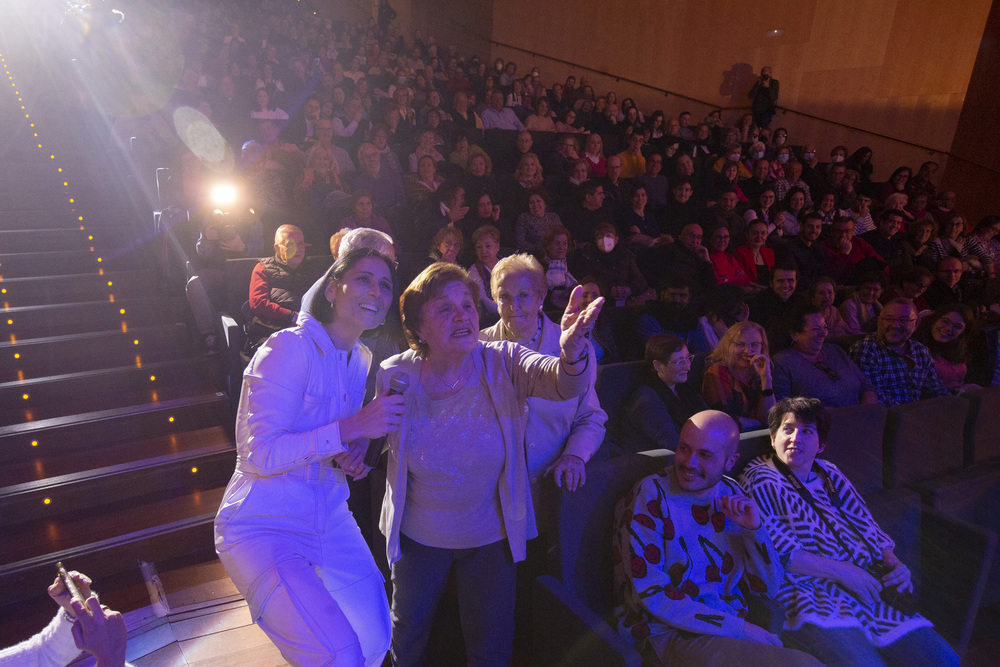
[620,333,707,452]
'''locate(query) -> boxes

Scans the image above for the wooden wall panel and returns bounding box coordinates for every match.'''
[491,0,991,170]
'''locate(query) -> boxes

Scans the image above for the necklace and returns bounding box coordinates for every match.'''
[427,358,468,391]
[507,314,543,350]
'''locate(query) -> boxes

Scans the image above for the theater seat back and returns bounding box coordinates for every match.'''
[824,403,888,496]
[883,396,967,489]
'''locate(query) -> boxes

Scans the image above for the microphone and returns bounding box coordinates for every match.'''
[363,372,409,468]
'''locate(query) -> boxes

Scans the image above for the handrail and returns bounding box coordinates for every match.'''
[488,38,1000,176]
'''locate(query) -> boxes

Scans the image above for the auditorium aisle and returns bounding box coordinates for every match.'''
[0,13,236,647]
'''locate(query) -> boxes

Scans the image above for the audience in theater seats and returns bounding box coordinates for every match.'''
[115,6,1000,660]
[0,570,130,666]
[621,334,707,452]
[614,410,821,666]
[849,298,949,406]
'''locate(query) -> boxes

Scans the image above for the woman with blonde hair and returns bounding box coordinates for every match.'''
[702,320,775,430]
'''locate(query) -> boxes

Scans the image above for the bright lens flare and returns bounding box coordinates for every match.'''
[210,184,237,206]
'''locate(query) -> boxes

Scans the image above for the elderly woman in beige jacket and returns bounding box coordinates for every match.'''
[377,262,602,667]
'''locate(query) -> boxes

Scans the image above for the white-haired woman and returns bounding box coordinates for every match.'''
[480,254,607,502]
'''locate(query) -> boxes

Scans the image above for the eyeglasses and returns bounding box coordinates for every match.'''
[814,361,840,381]
[671,355,696,367]
[733,341,763,352]
[881,317,916,326]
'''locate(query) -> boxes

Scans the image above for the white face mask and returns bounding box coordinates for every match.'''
[776,136,787,145]
[754,151,765,160]
[597,235,616,252]
[804,152,815,161]
[777,154,789,164]
[832,155,845,163]
[729,152,741,161]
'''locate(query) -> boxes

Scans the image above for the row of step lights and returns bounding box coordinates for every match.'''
[0,50,198,505]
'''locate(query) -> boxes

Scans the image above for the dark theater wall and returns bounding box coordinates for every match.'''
[943,0,1000,224]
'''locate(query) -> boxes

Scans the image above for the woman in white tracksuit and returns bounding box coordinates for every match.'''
[215,248,405,666]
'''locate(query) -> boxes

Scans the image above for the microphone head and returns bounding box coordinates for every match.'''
[388,372,410,395]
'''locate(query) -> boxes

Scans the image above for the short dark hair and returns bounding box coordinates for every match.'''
[580,179,603,199]
[307,247,396,324]
[645,333,687,365]
[788,305,824,334]
[768,397,832,444]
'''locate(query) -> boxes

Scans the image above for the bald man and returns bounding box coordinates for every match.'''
[613,411,821,666]
[246,225,319,351]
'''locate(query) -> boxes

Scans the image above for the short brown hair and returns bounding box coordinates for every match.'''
[645,333,687,365]
[400,262,479,356]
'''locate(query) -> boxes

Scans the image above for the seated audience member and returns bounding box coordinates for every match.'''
[849,298,948,406]
[910,160,939,198]
[839,272,884,335]
[581,133,607,178]
[578,277,621,364]
[448,132,492,175]
[599,155,629,217]
[539,226,577,310]
[621,334,708,452]
[912,303,982,393]
[778,212,826,293]
[575,223,653,307]
[313,118,358,174]
[776,187,808,237]
[562,180,612,247]
[0,570,129,667]
[338,190,393,236]
[774,159,813,208]
[707,226,753,286]
[616,132,647,179]
[635,152,669,210]
[294,144,346,227]
[550,158,591,214]
[449,91,483,133]
[930,190,958,228]
[661,178,700,237]
[515,187,562,254]
[822,216,885,285]
[692,284,751,354]
[702,187,745,243]
[467,225,502,321]
[703,321,776,430]
[623,184,668,250]
[428,226,463,265]
[480,89,525,130]
[413,181,470,246]
[749,262,800,332]
[735,220,776,288]
[354,142,406,212]
[860,209,907,277]
[970,214,1000,274]
[524,96,557,132]
[923,257,967,309]
[369,123,401,175]
[743,188,779,236]
[404,155,442,204]
[739,158,773,204]
[884,265,934,316]
[926,213,993,278]
[848,187,877,235]
[556,108,587,133]
[899,217,936,271]
[614,410,820,666]
[544,134,579,183]
[808,277,850,338]
[502,152,545,218]
[773,307,877,406]
[407,130,445,173]
[246,224,318,351]
[643,223,717,294]
[636,277,701,347]
[739,398,959,667]
[461,190,503,243]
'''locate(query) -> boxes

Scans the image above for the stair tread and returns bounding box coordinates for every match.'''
[3,426,234,488]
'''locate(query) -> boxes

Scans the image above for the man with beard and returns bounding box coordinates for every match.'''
[636,277,699,346]
[612,410,819,666]
[749,262,801,348]
[777,212,826,293]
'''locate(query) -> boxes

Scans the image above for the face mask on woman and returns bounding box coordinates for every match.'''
[753,151,765,160]
[729,152,741,161]
[597,235,616,252]
[777,154,789,164]
[776,135,787,145]
[804,152,815,162]
[832,155,845,163]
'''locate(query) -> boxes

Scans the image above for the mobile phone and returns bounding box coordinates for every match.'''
[56,562,87,607]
